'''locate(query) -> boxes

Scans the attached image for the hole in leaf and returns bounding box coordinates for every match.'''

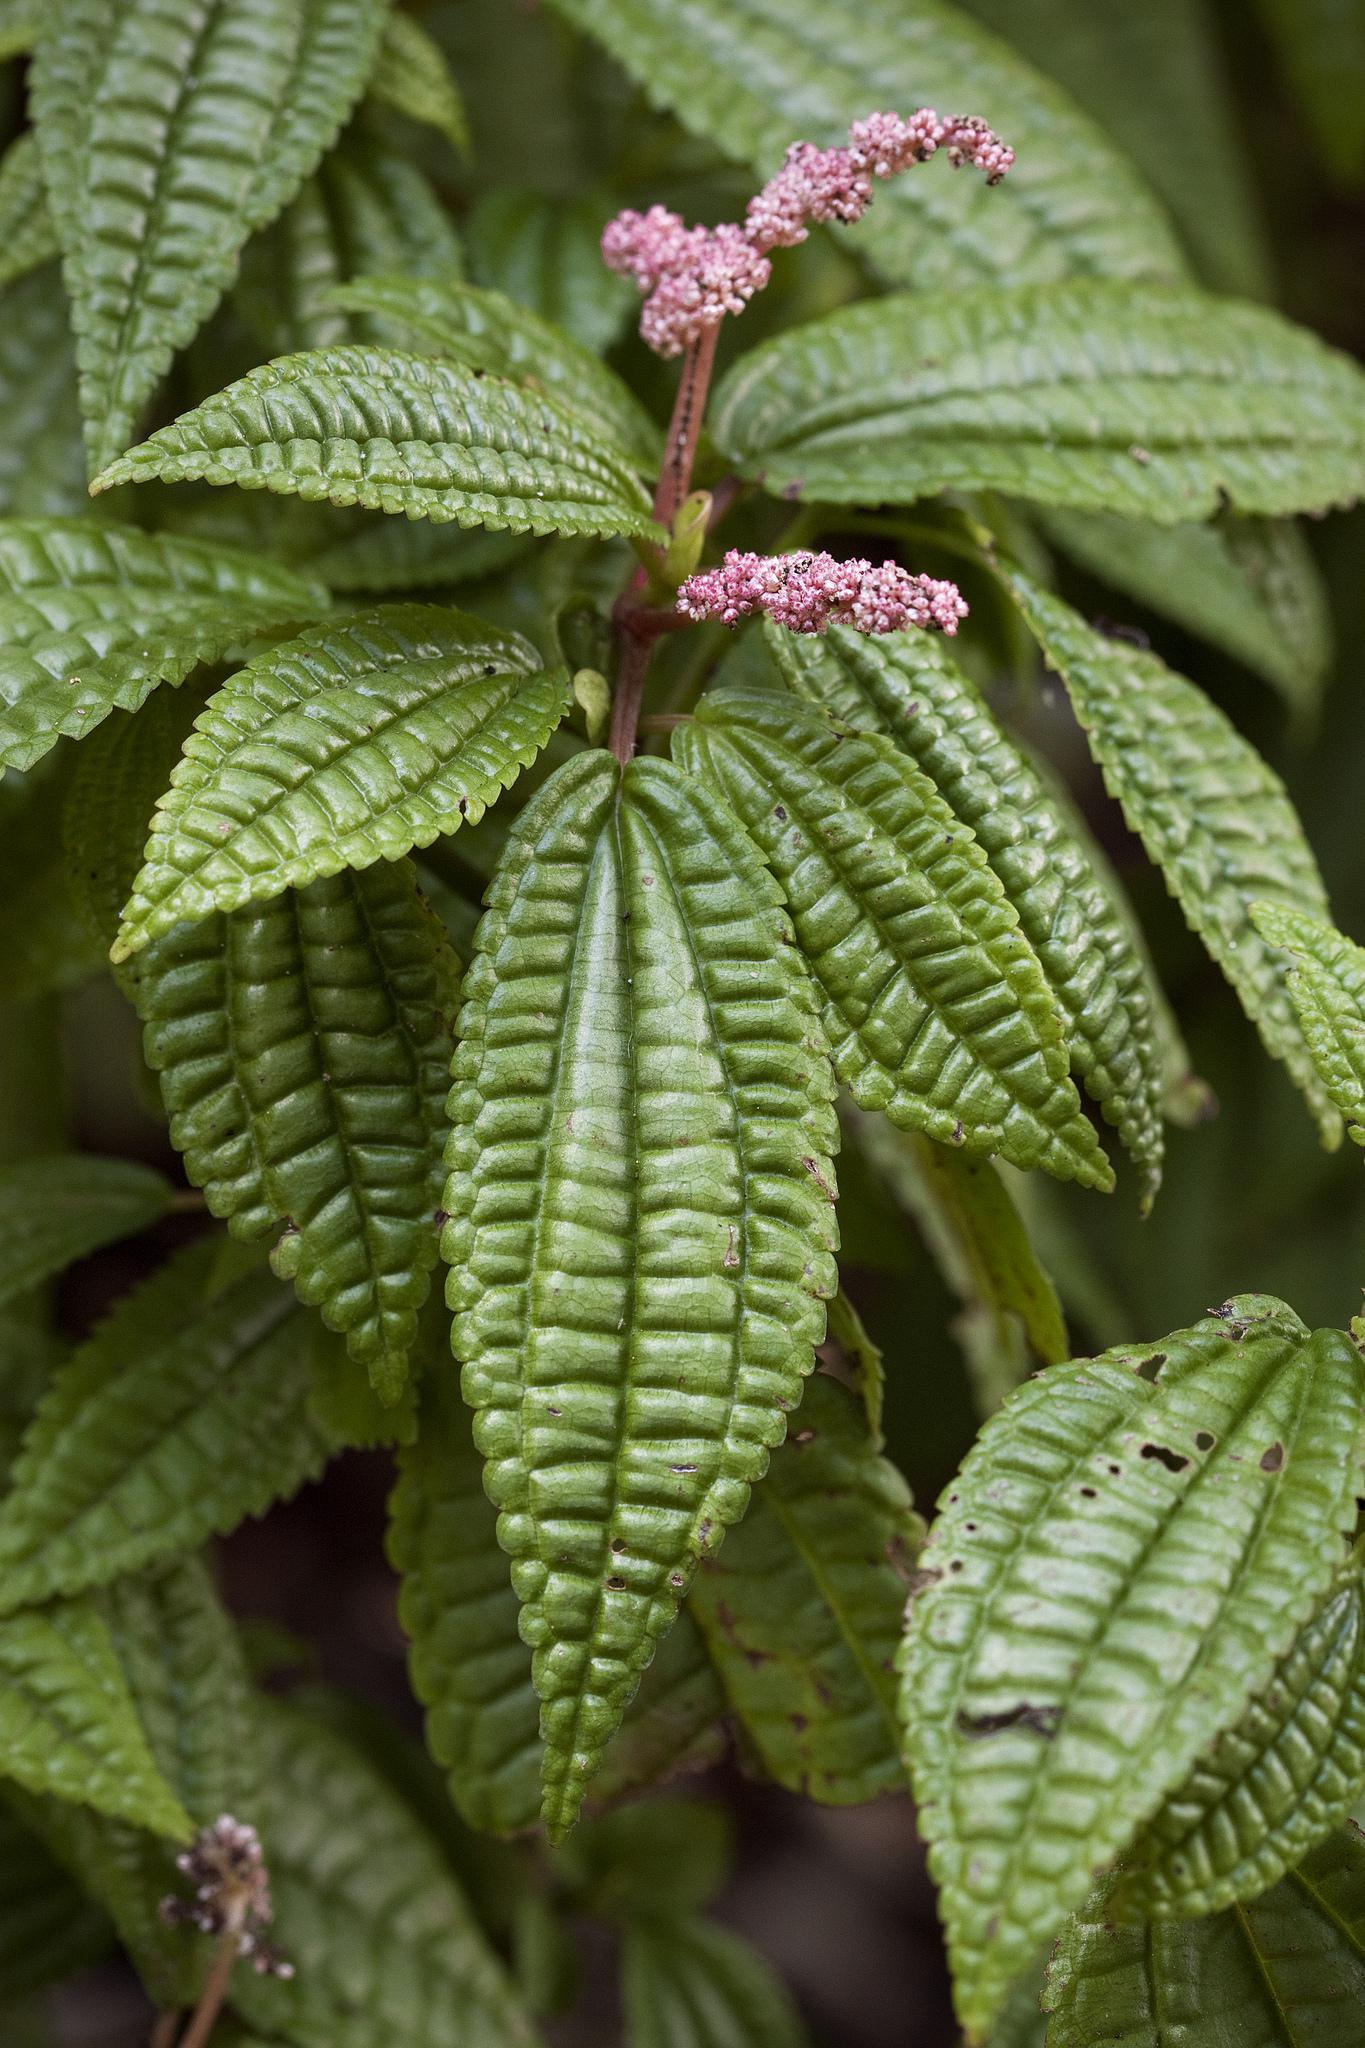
[1135,1352,1166,1383]
[1140,1442,1190,1474]
[1195,1430,1216,1452]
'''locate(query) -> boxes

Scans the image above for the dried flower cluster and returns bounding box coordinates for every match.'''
[678,549,968,636]
[159,1814,294,1978]
[603,108,1014,355]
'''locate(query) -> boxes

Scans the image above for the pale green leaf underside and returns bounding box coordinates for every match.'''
[622,1918,811,2048]
[91,345,660,543]
[1005,571,1341,1142]
[690,1374,920,1804]
[0,1244,331,1610]
[0,134,59,294]
[1045,1824,1365,2048]
[31,0,390,469]
[0,517,328,773]
[1252,904,1365,1145]
[675,692,1112,1192]
[544,0,1181,291]
[444,747,840,1835]
[368,8,470,155]
[1116,1573,1365,1920]
[331,275,662,472]
[112,604,570,960]
[132,862,459,1401]
[711,283,1365,523]
[901,1296,1365,2037]
[0,1153,172,1308]
[766,622,1166,1200]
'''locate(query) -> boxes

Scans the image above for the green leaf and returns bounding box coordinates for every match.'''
[305,518,529,597]
[1255,0,1365,188]
[825,1286,885,1446]
[0,136,58,295]
[132,861,460,1400]
[466,189,636,356]
[900,1296,1365,2037]
[0,754,107,1000]
[557,1797,731,1921]
[0,1,39,60]
[766,620,1166,1200]
[111,604,569,959]
[711,284,1365,522]
[368,7,469,155]
[0,1596,192,1838]
[622,1918,810,2048]
[0,1799,113,2001]
[0,518,329,773]
[543,0,1180,291]
[331,275,661,472]
[675,691,1112,1191]
[0,1243,331,1609]
[689,1374,919,1804]
[0,268,86,520]
[227,1697,539,2047]
[1114,1570,1365,1920]
[0,1153,173,1308]
[444,747,840,1835]
[1003,570,1341,1142]
[592,1612,727,1807]
[1250,905,1365,1145]
[31,0,390,469]
[91,346,661,542]
[1045,1824,1365,2047]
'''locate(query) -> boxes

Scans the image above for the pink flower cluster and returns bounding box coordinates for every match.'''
[677,550,968,637]
[159,1814,293,1977]
[602,108,1013,355]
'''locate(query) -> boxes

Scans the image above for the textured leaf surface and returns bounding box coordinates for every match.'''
[465,189,635,356]
[1115,1573,1365,1920]
[1252,905,1365,1146]
[444,747,840,1834]
[1045,1824,1365,2048]
[0,1800,112,2001]
[31,0,390,468]
[369,8,469,154]
[113,605,569,958]
[690,1374,919,1804]
[544,0,1180,291]
[0,268,86,519]
[0,1243,331,1608]
[92,346,660,541]
[0,135,58,294]
[332,275,661,471]
[900,1296,1365,2036]
[622,1918,811,2048]
[1006,571,1340,1141]
[768,621,1165,1199]
[0,1153,172,1308]
[228,1698,538,2046]
[676,692,1111,1190]
[306,519,529,596]
[712,284,1365,522]
[0,518,328,773]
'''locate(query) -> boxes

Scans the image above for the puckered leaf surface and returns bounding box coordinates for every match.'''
[0,1153,173,1307]
[900,1296,1365,2037]
[1252,904,1365,1146]
[444,747,840,1834]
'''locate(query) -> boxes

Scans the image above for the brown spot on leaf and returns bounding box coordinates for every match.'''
[955,1703,1062,1741]
[1260,1442,1285,1473]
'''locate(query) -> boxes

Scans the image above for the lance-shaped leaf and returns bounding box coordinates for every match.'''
[0,268,86,520]
[1045,1824,1365,2047]
[0,1800,112,2002]
[1252,904,1365,1144]
[675,692,1112,1191]
[111,605,570,960]
[1114,1571,1365,1920]
[767,621,1166,1200]
[711,284,1365,522]
[91,346,660,542]
[368,8,470,155]
[900,1296,1365,2038]
[0,1243,331,1609]
[689,1374,919,1804]
[543,0,1180,292]
[1004,570,1340,1141]
[0,1153,173,1308]
[444,747,840,1835]
[132,863,460,1402]
[31,0,390,470]
[0,519,329,774]
[0,135,58,295]
[622,1917,811,2048]
[332,276,661,472]
[0,1597,191,1839]
[228,1698,539,2047]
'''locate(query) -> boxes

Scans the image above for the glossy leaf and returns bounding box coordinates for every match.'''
[444,747,840,1834]
[900,1296,1365,2036]
[0,136,58,295]
[369,8,469,155]
[0,1153,173,1308]
[112,605,569,959]
[1251,904,1365,1145]
[0,268,86,520]
[0,1242,331,1608]
[675,692,1112,1191]
[767,621,1166,1199]
[0,518,328,773]
[1005,571,1340,1141]
[31,0,390,469]
[91,346,660,542]
[543,0,1180,291]
[711,284,1365,522]
[689,1374,920,1804]
[622,1918,811,2048]
[465,189,636,356]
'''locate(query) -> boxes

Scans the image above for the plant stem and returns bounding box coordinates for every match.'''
[149,2012,180,2048]
[177,1931,240,2048]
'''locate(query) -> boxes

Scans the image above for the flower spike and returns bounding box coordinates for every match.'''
[678,550,968,637]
